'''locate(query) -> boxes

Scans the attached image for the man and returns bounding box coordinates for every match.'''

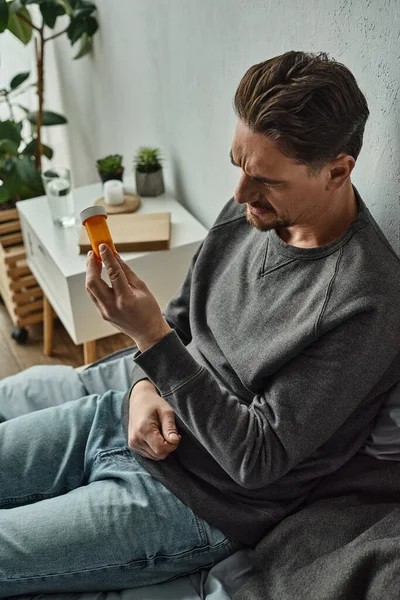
[1,50,400,597]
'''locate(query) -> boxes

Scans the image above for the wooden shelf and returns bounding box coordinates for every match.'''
[0,208,44,329]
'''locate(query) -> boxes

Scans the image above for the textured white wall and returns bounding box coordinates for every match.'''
[52,0,400,251]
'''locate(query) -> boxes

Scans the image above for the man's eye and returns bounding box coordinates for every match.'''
[252,177,277,188]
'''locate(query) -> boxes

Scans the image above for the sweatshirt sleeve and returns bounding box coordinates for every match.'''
[132,303,400,489]
[162,240,204,345]
[127,242,204,395]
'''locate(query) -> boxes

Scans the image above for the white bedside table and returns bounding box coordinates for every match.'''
[17,183,208,363]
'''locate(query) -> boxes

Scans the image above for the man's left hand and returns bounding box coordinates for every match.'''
[85,244,172,352]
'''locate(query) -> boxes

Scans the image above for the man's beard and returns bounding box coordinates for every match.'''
[246,213,275,231]
[245,205,277,231]
[245,206,294,232]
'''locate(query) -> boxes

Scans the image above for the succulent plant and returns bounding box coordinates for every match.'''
[134,147,162,174]
[96,154,124,174]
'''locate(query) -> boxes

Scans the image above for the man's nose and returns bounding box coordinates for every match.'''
[234,171,254,205]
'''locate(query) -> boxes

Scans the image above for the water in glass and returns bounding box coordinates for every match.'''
[42,167,75,228]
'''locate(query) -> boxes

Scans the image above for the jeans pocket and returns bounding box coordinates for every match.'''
[91,448,239,571]
[91,449,209,559]
[197,517,242,561]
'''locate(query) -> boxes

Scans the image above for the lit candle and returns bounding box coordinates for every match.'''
[104,179,124,206]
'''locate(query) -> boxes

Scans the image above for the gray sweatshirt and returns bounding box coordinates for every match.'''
[121,188,400,546]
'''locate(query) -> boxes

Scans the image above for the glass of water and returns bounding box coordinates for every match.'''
[42,166,75,228]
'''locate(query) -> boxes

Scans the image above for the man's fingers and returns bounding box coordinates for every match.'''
[133,437,169,461]
[114,252,144,288]
[146,427,178,457]
[99,244,132,296]
[160,410,181,444]
[86,286,102,312]
[85,251,111,300]
[132,444,160,461]
[146,428,170,455]
[86,249,103,278]
[128,428,164,461]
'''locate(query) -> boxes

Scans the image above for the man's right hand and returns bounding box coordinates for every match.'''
[128,380,181,461]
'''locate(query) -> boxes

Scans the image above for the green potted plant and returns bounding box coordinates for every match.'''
[0,118,45,208]
[0,0,99,208]
[96,154,124,184]
[134,147,164,197]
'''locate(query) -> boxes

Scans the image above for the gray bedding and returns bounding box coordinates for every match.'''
[237,453,400,600]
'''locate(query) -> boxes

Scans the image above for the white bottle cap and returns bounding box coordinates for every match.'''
[80,205,107,224]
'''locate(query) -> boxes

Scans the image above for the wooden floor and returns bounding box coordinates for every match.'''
[0,301,134,381]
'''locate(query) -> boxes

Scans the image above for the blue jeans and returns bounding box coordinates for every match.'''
[0,390,237,597]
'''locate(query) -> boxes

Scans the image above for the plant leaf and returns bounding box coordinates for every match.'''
[9,0,43,12]
[16,154,37,182]
[21,138,35,155]
[0,120,22,145]
[85,14,96,35]
[15,155,44,195]
[27,110,68,126]
[0,0,9,32]
[10,70,30,90]
[42,143,54,159]
[73,1,96,18]
[8,0,24,17]
[23,137,53,159]
[0,184,11,204]
[55,0,72,16]
[7,6,33,44]
[1,167,24,198]
[73,31,91,59]
[67,14,86,44]
[40,1,64,28]
[77,0,96,9]
[0,139,19,155]
[1,156,17,173]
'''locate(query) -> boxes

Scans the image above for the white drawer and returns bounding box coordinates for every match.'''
[20,215,72,327]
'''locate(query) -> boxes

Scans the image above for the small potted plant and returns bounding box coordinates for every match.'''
[96,154,124,184]
[134,147,165,197]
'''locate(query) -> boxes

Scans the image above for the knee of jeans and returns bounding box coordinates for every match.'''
[0,365,87,414]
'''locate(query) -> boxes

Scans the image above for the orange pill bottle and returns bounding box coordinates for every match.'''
[79,206,117,260]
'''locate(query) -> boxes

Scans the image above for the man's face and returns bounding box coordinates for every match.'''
[230,120,329,232]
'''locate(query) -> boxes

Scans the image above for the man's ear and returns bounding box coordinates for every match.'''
[326,154,355,190]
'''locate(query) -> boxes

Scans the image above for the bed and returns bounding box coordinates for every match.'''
[3,348,400,599]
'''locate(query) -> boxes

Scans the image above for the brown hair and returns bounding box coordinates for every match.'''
[234,51,369,169]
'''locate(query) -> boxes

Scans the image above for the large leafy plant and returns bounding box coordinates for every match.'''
[0,0,99,205]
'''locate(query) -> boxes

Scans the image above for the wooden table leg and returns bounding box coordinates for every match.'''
[83,340,96,365]
[43,295,54,356]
